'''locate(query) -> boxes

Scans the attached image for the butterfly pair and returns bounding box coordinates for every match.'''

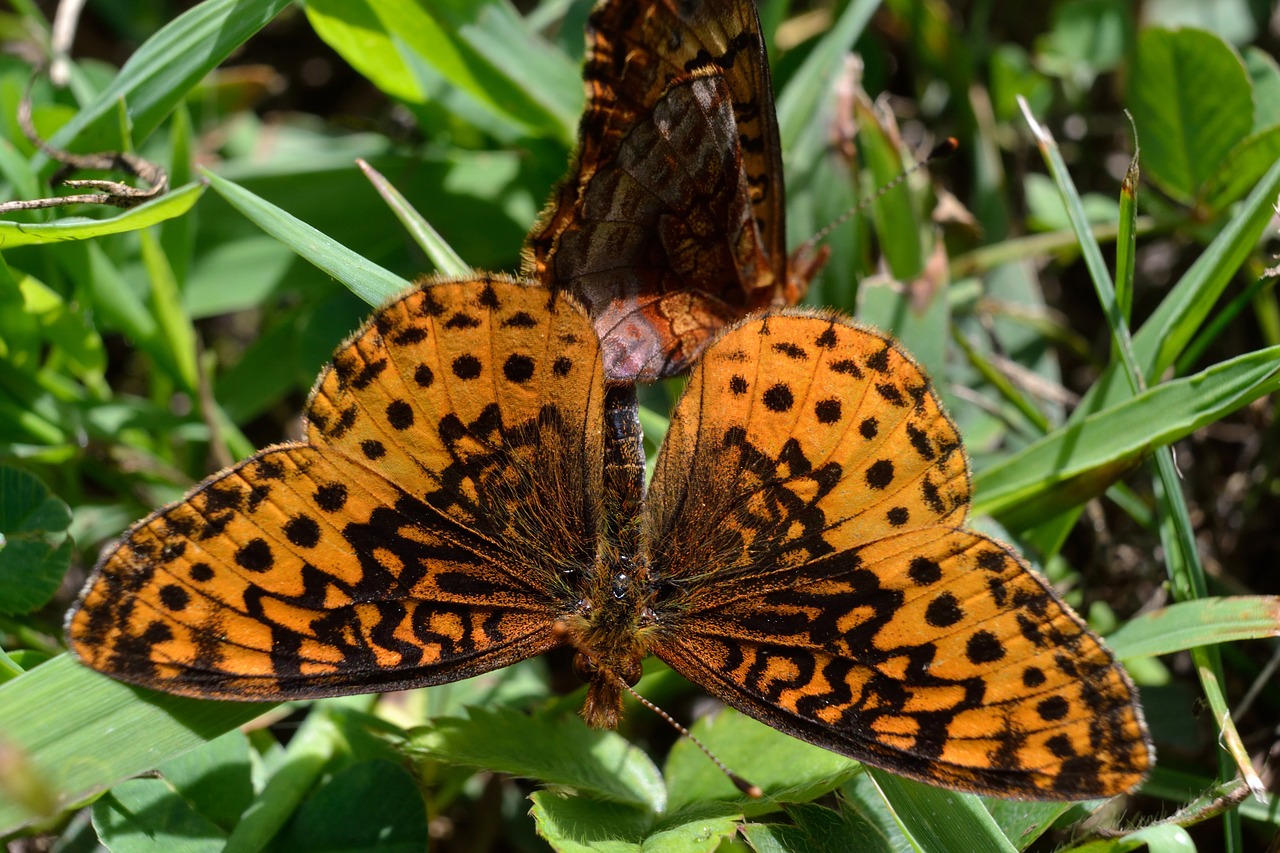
[67,0,1151,800]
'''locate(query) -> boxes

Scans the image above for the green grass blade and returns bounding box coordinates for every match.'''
[1132,155,1280,387]
[865,769,1017,853]
[39,0,293,160]
[355,158,470,278]
[0,182,203,248]
[202,169,410,307]
[774,0,878,153]
[0,655,270,836]
[973,345,1280,523]
[1107,597,1280,659]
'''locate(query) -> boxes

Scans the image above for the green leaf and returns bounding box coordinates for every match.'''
[1199,123,1280,211]
[202,169,411,307]
[0,464,72,615]
[865,770,1017,853]
[307,0,580,142]
[0,181,203,248]
[529,794,661,852]
[271,760,428,852]
[0,656,271,836]
[40,0,293,158]
[1127,28,1252,204]
[664,709,861,816]
[223,698,373,853]
[157,730,255,832]
[92,777,228,853]
[975,346,1280,526]
[1106,596,1280,659]
[404,705,665,810]
[741,799,908,853]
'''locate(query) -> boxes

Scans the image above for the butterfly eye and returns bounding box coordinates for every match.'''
[572,651,597,683]
[620,660,642,687]
[611,572,630,600]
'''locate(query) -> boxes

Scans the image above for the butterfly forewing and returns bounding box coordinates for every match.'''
[647,312,971,594]
[527,0,810,381]
[644,313,1152,798]
[68,276,606,700]
[547,71,764,379]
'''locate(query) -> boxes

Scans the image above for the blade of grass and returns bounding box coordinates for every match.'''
[0,182,203,248]
[0,655,271,836]
[1107,597,1280,659]
[1020,99,1264,842]
[973,345,1280,522]
[865,769,1017,853]
[355,158,469,278]
[202,169,410,307]
[37,0,293,163]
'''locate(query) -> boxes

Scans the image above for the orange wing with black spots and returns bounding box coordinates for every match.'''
[644,313,1152,798]
[67,276,607,700]
[526,0,825,381]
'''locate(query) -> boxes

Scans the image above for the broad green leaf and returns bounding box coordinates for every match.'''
[865,770,1017,853]
[1245,45,1280,129]
[741,799,908,853]
[664,709,861,816]
[1106,597,1280,659]
[270,760,428,852]
[1127,28,1252,204]
[92,777,228,853]
[0,655,271,836]
[1200,124,1280,211]
[0,181,203,248]
[0,464,72,615]
[529,793,660,853]
[157,730,255,832]
[405,705,665,811]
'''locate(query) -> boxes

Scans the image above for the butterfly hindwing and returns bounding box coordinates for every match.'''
[645,313,1152,798]
[68,276,606,700]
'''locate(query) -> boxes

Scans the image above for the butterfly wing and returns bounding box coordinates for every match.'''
[644,314,1151,798]
[527,0,793,380]
[544,71,767,380]
[68,276,606,700]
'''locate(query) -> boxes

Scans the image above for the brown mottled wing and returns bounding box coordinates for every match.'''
[545,71,766,380]
[526,0,806,380]
[644,314,1152,798]
[68,276,606,700]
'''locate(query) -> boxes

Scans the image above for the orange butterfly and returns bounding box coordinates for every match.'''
[526,0,826,381]
[68,276,1151,799]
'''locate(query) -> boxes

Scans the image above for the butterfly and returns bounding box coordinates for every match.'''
[525,0,826,382]
[68,275,1151,799]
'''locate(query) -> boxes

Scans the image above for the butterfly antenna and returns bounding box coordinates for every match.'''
[613,674,763,798]
[795,137,959,257]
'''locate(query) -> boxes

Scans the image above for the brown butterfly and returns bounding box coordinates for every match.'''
[68,276,1151,799]
[525,0,826,382]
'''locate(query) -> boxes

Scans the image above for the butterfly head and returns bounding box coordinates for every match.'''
[555,552,659,729]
